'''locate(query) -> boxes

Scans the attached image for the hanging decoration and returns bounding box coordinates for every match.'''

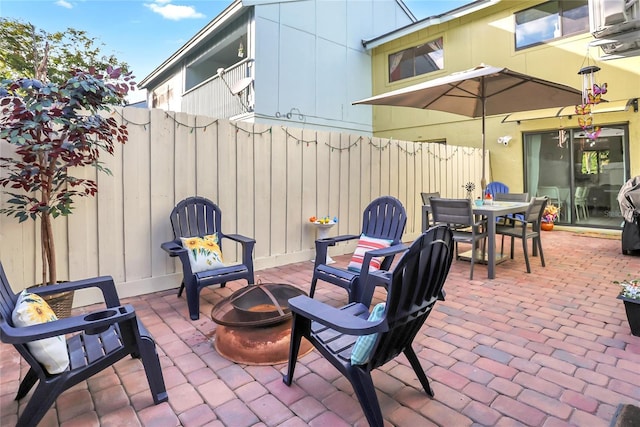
[575,62,607,145]
[114,109,482,162]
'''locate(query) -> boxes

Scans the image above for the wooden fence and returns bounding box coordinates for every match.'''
[0,106,488,306]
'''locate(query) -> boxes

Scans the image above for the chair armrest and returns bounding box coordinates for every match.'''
[316,234,359,248]
[223,234,256,245]
[288,296,387,335]
[313,234,359,270]
[222,234,256,270]
[0,304,136,344]
[497,219,527,228]
[161,240,186,257]
[355,243,408,306]
[473,218,488,227]
[33,276,121,307]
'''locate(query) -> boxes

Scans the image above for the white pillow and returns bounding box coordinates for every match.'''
[180,233,225,273]
[12,290,70,374]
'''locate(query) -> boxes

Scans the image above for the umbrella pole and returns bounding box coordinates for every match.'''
[481,87,487,194]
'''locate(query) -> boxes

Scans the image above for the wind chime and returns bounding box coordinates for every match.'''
[575,63,607,145]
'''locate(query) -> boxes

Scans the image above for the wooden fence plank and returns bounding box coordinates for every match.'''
[1,109,486,302]
[253,124,273,260]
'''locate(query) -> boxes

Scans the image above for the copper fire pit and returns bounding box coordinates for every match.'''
[211,283,313,365]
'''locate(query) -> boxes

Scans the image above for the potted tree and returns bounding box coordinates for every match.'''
[0,66,135,316]
[615,278,640,336]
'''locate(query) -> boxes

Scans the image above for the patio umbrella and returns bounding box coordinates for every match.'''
[353,64,582,191]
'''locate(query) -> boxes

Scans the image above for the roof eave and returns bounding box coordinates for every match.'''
[139,0,245,89]
[362,0,500,50]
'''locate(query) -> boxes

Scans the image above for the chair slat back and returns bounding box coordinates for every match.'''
[0,262,17,325]
[361,196,407,244]
[0,262,50,381]
[486,181,509,197]
[170,197,222,240]
[429,198,474,226]
[494,192,529,202]
[525,196,548,225]
[420,192,440,205]
[368,225,454,369]
[537,186,561,202]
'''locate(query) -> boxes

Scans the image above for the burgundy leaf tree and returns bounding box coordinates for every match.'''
[0,67,136,285]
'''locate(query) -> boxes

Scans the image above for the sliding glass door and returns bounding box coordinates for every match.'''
[524,124,628,228]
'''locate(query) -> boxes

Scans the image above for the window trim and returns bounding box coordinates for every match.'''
[514,0,589,51]
[388,37,444,83]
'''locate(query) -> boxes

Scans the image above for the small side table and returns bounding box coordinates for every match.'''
[311,221,336,264]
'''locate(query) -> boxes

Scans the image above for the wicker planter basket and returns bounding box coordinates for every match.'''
[28,287,74,319]
[43,291,74,319]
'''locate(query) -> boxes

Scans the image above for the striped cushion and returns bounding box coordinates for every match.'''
[347,234,393,273]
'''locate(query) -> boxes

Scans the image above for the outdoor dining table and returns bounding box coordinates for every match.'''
[422,201,531,279]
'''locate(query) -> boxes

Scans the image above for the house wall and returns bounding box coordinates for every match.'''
[366,0,640,192]
[239,0,414,133]
[150,71,183,112]
[143,0,413,134]
[0,106,486,308]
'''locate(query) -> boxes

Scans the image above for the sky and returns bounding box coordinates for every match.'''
[1,0,470,102]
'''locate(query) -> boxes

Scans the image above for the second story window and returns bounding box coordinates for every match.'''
[515,1,589,50]
[389,37,443,82]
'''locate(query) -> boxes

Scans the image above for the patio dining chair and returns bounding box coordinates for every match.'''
[161,196,256,320]
[309,196,406,303]
[494,192,529,224]
[575,186,590,220]
[495,196,548,273]
[283,225,454,427]
[420,191,440,229]
[0,262,167,427]
[429,197,487,279]
[537,186,565,221]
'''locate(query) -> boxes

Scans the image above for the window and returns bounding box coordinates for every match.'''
[389,37,443,82]
[523,124,628,228]
[515,1,589,50]
[580,150,609,174]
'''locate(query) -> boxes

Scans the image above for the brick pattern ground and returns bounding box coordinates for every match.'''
[1,229,639,426]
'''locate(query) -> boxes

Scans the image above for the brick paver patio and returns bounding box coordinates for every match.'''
[1,229,639,426]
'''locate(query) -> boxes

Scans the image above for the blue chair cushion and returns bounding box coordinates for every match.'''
[351,303,386,365]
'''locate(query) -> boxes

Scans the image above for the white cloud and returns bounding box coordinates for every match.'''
[55,0,73,9]
[144,1,205,20]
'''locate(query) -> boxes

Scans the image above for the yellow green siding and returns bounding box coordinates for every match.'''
[368,1,640,191]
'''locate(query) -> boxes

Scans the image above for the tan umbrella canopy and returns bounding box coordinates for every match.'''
[353,64,582,190]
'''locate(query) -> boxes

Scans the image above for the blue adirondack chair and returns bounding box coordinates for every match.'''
[161,197,256,320]
[308,196,407,302]
[485,181,509,198]
[284,225,455,427]
[0,262,167,427]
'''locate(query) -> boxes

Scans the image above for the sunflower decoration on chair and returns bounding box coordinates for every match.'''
[463,182,476,200]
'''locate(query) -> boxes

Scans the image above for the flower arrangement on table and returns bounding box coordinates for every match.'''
[542,204,559,223]
[615,278,640,300]
[309,216,338,225]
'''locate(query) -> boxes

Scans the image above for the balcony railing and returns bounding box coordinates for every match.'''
[182,59,253,119]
